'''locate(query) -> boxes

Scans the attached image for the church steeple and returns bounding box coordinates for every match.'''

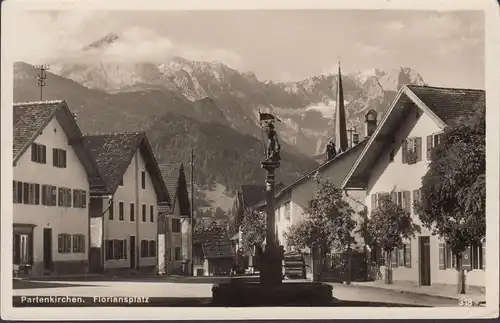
[334,61,348,152]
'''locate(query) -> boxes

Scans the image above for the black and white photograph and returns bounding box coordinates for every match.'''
[2,0,499,320]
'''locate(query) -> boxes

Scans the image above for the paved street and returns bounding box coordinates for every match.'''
[13,278,459,307]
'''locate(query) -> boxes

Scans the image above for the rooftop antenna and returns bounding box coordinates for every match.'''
[35,64,50,101]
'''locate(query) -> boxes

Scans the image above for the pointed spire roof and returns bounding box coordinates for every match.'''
[334,62,348,152]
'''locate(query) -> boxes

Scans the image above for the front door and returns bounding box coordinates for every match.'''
[419,236,431,286]
[130,236,136,269]
[43,228,53,271]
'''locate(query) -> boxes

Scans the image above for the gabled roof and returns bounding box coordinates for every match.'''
[13,100,104,190]
[84,132,170,202]
[341,85,485,189]
[158,162,190,215]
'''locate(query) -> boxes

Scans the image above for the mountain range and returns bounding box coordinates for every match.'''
[13,32,427,216]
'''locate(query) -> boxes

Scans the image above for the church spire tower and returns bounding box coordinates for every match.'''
[334,61,348,152]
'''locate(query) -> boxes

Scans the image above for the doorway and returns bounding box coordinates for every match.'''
[43,228,53,271]
[129,236,136,269]
[419,236,431,286]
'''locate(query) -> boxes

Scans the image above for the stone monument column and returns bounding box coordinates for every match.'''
[260,160,282,285]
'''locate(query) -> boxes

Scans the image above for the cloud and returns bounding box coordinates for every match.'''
[355,43,393,57]
[11,11,243,69]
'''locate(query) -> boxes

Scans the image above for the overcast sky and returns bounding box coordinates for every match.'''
[12,10,485,89]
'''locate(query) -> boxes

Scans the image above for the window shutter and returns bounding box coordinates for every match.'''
[371,194,377,211]
[62,150,67,167]
[73,190,78,207]
[439,243,445,269]
[73,235,77,252]
[426,135,433,160]
[405,243,411,268]
[35,184,40,204]
[403,191,411,213]
[402,140,408,164]
[82,191,87,208]
[23,183,29,204]
[398,247,405,267]
[41,146,46,163]
[31,144,36,161]
[123,239,127,259]
[462,247,472,271]
[58,234,63,253]
[67,235,72,253]
[13,181,17,203]
[53,149,57,166]
[415,137,422,161]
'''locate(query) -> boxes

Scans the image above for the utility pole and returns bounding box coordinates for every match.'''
[190,148,195,276]
[36,64,50,101]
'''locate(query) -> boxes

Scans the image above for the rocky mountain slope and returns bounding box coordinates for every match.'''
[14,62,318,218]
[49,32,426,157]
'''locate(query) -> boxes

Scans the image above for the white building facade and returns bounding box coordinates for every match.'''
[85,133,170,274]
[342,85,486,287]
[13,101,104,276]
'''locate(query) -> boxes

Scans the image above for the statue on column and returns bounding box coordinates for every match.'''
[264,121,281,162]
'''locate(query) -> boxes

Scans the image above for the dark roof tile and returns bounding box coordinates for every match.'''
[84,133,144,193]
[407,85,485,124]
[13,101,63,159]
[158,162,183,206]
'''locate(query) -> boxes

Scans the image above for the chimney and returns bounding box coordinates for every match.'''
[365,109,378,137]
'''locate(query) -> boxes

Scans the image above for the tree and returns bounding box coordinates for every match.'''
[240,208,266,257]
[414,97,485,292]
[367,194,421,283]
[284,175,357,280]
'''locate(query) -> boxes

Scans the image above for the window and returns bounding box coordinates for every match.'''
[175,247,181,261]
[13,181,24,204]
[58,233,72,253]
[284,201,291,221]
[426,133,442,161]
[148,240,156,257]
[141,240,149,258]
[52,148,67,168]
[412,189,421,213]
[42,185,57,206]
[58,187,72,207]
[22,182,39,205]
[13,233,32,265]
[72,189,87,208]
[31,143,46,164]
[108,200,114,220]
[142,204,147,222]
[119,202,124,221]
[172,218,181,233]
[471,242,484,270]
[402,137,422,164]
[105,239,127,260]
[72,234,85,253]
[141,171,146,190]
[389,191,411,213]
[130,203,135,222]
[150,205,154,222]
[397,243,411,268]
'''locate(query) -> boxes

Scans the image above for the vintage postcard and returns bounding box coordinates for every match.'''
[1,0,499,320]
